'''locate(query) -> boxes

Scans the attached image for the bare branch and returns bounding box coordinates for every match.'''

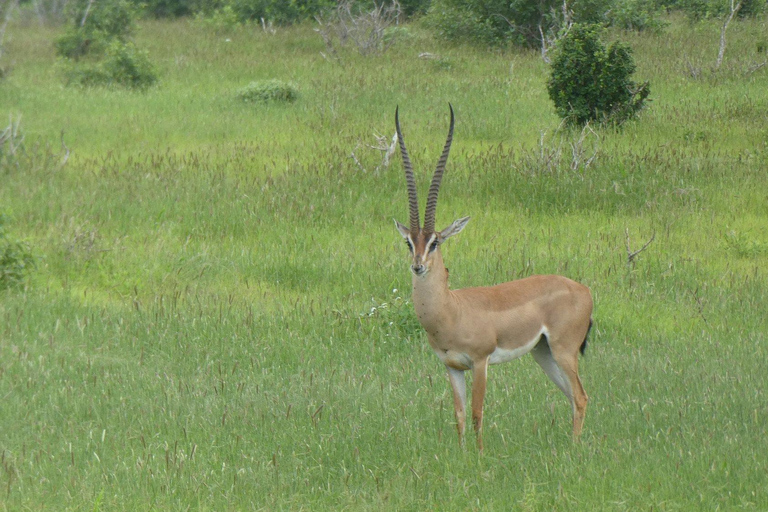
[315,0,402,57]
[260,17,276,35]
[625,229,655,264]
[80,0,95,27]
[349,144,366,172]
[0,0,19,65]
[715,0,744,70]
[539,0,573,64]
[0,114,23,155]
[59,129,70,168]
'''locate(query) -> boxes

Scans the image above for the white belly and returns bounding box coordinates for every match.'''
[488,329,545,365]
[433,328,546,369]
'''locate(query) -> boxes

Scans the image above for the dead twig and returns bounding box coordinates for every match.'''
[315,0,402,57]
[625,229,655,264]
[715,0,744,71]
[59,129,70,169]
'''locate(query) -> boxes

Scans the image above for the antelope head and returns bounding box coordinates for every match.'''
[394,105,470,278]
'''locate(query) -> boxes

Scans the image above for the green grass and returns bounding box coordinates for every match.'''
[1,12,768,510]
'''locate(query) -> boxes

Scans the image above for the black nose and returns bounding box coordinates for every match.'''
[412,264,425,275]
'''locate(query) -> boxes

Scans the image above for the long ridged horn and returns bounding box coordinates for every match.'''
[395,106,421,234]
[423,104,454,235]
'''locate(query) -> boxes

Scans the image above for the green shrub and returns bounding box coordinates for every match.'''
[0,213,35,291]
[192,5,242,32]
[101,41,158,89]
[426,0,612,47]
[670,0,766,20]
[425,2,508,46]
[56,0,158,90]
[55,0,138,60]
[606,0,668,31]
[547,24,650,125]
[397,0,431,17]
[137,0,199,18]
[64,41,158,90]
[237,80,299,104]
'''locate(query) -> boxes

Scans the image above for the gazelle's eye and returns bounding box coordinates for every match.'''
[405,240,414,252]
[429,240,439,252]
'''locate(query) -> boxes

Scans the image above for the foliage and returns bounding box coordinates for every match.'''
[425,0,614,47]
[63,40,158,89]
[606,0,669,30]
[228,0,334,24]
[0,213,35,290]
[396,0,430,17]
[55,0,138,59]
[670,0,767,19]
[55,0,158,89]
[139,0,428,21]
[236,79,299,103]
[27,0,71,24]
[548,24,650,124]
[138,0,200,18]
[192,3,241,31]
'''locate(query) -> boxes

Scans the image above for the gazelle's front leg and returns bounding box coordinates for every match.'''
[471,357,489,452]
[446,366,467,445]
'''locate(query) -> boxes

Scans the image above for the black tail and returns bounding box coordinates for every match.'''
[579,319,593,356]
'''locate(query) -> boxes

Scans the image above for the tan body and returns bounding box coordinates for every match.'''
[405,235,593,449]
[393,106,593,450]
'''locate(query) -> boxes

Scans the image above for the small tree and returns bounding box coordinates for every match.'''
[56,0,158,89]
[1,0,18,78]
[547,24,650,125]
[0,212,35,291]
[55,0,138,59]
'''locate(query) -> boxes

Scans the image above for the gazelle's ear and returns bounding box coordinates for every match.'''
[438,216,470,241]
[394,219,411,239]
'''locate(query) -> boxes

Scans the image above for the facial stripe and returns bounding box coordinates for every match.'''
[424,233,438,258]
[406,235,415,253]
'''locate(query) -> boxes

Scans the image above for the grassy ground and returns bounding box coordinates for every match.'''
[1,12,767,510]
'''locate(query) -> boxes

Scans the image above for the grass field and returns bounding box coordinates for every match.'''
[1,12,768,510]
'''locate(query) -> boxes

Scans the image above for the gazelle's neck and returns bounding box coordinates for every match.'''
[411,250,456,333]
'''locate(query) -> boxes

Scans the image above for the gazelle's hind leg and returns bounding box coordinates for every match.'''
[531,337,588,438]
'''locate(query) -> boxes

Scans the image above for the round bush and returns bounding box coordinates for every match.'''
[237,80,299,104]
[547,24,650,125]
[64,41,158,90]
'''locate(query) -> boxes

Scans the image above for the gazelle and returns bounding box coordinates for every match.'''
[394,105,593,450]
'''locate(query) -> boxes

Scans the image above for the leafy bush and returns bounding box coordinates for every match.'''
[237,79,299,103]
[426,0,612,48]
[55,0,138,60]
[64,41,158,90]
[228,0,334,24]
[192,4,241,32]
[425,2,508,46]
[397,0,431,17]
[0,213,35,291]
[670,0,766,19]
[56,0,158,89]
[606,0,668,31]
[547,24,650,125]
[138,0,199,18]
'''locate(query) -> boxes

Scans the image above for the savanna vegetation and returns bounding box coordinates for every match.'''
[1,0,767,509]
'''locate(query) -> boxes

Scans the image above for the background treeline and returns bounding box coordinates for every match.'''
[23,0,768,39]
